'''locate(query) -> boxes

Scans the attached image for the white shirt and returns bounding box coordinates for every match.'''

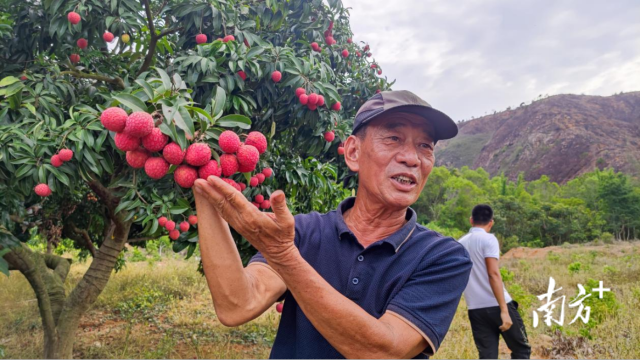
[458,227,512,310]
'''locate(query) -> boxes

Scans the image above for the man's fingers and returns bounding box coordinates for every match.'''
[270,190,294,225]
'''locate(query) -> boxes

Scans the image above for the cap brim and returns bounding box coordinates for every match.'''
[355,105,458,142]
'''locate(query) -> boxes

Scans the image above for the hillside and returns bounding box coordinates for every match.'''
[435,92,640,183]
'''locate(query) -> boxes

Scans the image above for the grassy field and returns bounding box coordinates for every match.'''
[1,241,639,359]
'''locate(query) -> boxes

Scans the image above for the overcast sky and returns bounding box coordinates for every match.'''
[342,0,640,121]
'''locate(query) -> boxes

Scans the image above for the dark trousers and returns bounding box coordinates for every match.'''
[468,301,531,359]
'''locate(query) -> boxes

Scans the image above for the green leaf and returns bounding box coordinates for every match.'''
[174,106,195,136]
[212,86,226,119]
[114,94,147,112]
[135,79,155,99]
[0,76,20,87]
[216,114,251,129]
[246,46,265,59]
[155,68,172,90]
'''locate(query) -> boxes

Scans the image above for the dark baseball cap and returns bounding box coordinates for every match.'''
[353,90,458,142]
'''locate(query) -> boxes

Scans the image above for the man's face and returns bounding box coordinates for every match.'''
[345,113,436,209]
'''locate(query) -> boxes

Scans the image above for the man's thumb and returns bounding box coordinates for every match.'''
[270,190,292,220]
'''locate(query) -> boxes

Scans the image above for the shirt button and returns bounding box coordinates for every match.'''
[357,255,364,262]
[352,278,359,285]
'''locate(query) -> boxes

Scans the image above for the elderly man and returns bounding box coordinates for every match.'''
[193,90,472,359]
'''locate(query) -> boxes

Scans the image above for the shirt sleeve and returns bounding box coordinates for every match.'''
[482,235,500,259]
[386,238,472,355]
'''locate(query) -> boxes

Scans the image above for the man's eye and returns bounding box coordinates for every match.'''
[389,136,400,141]
[421,143,433,150]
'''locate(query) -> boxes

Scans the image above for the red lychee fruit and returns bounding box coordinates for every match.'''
[299,94,309,105]
[58,149,73,162]
[311,42,320,51]
[51,155,63,167]
[179,222,190,232]
[356,51,361,57]
[144,157,170,179]
[256,173,266,184]
[367,53,372,57]
[141,128,168,152]
[103,31,114,43]
[295,88,306,97]
[67,12,81,25]
[163,143,185,165]
[307,104,317,111]
[158,216,168,227]
[331,102,341,111]
[307,93,318,105]
[196,34,207,44]
[124,112,154,138]
[223,35,235,43]
[262,168,273,178]
[245,131,267,154]
[250,176,258,187]
[276,303,283,313]
[325,36,335,45]
[370,64,376,69]
[70,54,80,64]
[271,70,282,83]
[364,45,370,51]
[347,38,353,44]
[185,143,211,166]
[260,200,271,209]
[244,38,250,47]
[165,220,176,231]
[101,107,128,132]
[238,162,254,173]
[174,165,197,188]
[252,202,260,208]
[20,75,27,81]
[317,95,325,107]
[376,89,381,93]
[198,160,222,179]
[239,182,246,191]
[378,69,382,75]
[126,149,150,168]
[219,130,241,153]
[237,70,247,80]
[222,178,241,191]
[324,130,335,142]
[342,49,349,58]
[114,132,141,151]
[338,147,345,155]
[169,229,180,240]
[237,145,259,171]
[77,38,88,49]
[255,194,264,203]
[220,154,239,177]
[188,215,198,225]
[34,183,52,197]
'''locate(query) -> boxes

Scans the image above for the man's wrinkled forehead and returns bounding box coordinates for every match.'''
[370,112,435,142]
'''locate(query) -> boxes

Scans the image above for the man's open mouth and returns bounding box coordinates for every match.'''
[391,175,417,186]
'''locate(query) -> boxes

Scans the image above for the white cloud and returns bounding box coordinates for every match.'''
[342,0,640,120]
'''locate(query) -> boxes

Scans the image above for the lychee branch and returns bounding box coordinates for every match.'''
[59,70,125,90]
[137,0,183,76]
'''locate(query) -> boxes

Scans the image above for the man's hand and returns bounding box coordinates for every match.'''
[195,176,296,264]
[499,310,513,332]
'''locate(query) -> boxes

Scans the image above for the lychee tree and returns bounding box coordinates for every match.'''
[0,0,390,357]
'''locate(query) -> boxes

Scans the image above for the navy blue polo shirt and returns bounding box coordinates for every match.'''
[249,197,471,359]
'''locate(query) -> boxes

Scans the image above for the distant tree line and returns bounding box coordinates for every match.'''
[413,167,640,251]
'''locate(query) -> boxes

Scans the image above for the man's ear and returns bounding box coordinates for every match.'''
[344,135,360,173]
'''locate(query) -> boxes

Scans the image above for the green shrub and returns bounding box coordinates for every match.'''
[600,232,615,244]
[568,262,582,274]
[502,235,520,253]
[547,251,561,262]
[500,267,515,282]
[130,247,147,263]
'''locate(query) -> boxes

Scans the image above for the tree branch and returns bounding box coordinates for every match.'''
[127,236,156,243]
[59,70,125,90]
[137,0,183,76]
[66,223,97,258]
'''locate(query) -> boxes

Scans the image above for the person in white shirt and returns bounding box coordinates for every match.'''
[459,205,531,359]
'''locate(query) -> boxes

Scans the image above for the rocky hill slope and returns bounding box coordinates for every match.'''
[435,92,640,183]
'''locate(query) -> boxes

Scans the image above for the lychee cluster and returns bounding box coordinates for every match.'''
[50,148,74,168]
[158,214,198,240]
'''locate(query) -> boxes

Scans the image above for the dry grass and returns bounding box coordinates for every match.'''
[1,242,639,359]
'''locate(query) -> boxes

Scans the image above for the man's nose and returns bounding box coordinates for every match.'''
[396,144,420,167]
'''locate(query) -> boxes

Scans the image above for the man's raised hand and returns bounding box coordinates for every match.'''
[193,177,296,263]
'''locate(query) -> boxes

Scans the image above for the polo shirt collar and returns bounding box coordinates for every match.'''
[336,197,417,252]
[470,227,487,233]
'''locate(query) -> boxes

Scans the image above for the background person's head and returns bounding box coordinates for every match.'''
[470,204,494,231]
[343,91,457,211]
